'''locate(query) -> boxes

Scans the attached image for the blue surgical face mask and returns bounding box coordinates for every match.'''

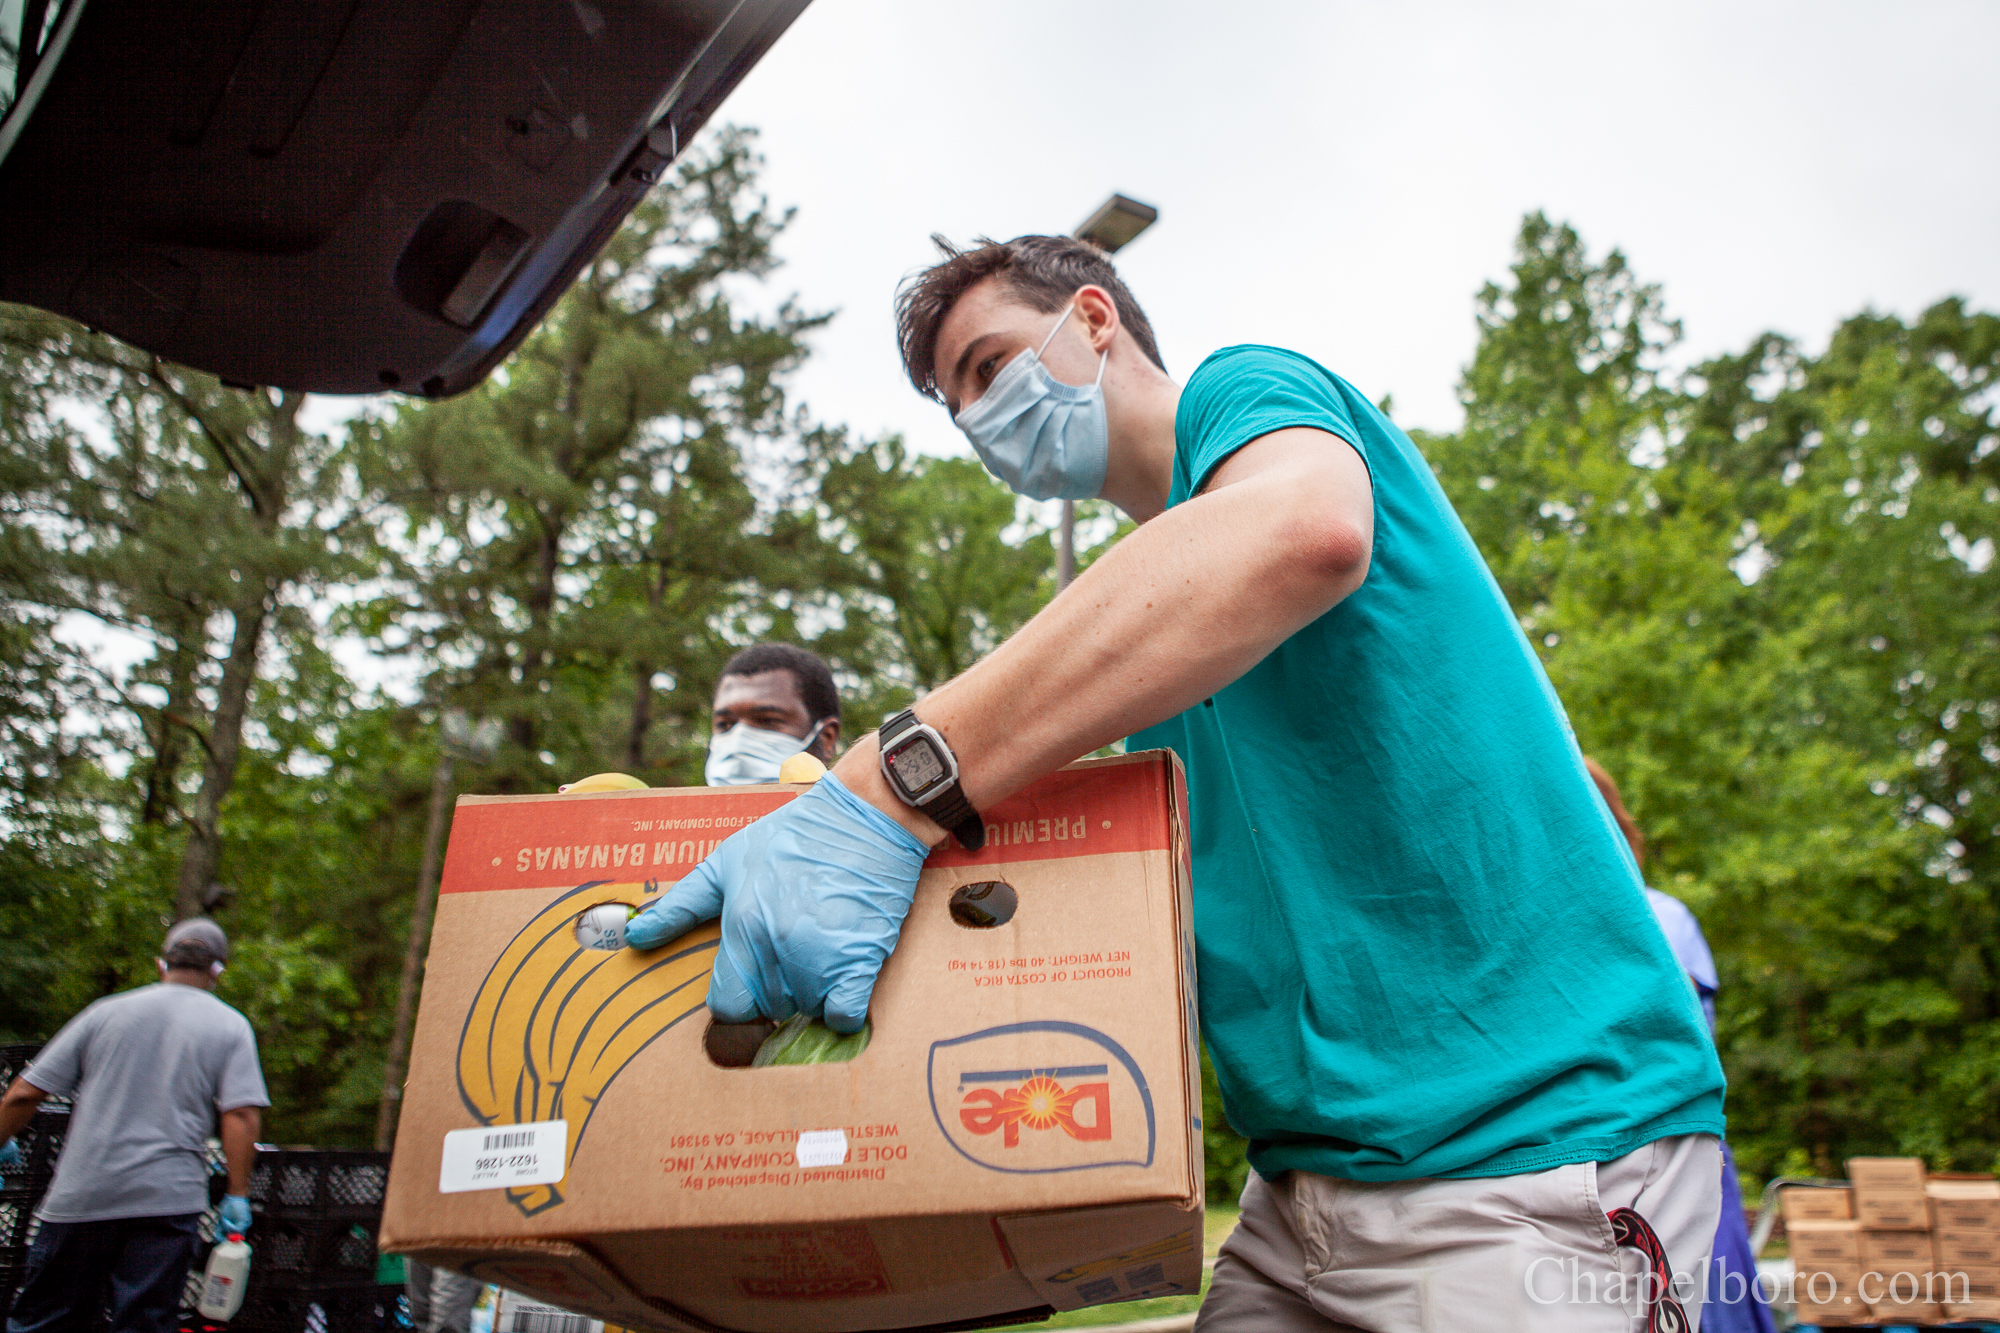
[953,303,1109,502]
[704,717,830,786]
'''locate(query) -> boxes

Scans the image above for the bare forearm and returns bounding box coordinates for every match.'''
[220,1108,260,1194]
[835,433,1370,834]
[0,1077,47,1142]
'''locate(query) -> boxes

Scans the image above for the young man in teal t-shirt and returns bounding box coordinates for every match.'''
[627,236,1726,1331]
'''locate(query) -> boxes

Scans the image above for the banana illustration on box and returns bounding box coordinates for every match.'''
[456,880,715,1216]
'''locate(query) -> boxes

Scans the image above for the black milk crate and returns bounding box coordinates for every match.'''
[215,1280,399,1333]
[0,1195,50,1249]
[0,1171,55,1210]
[376,1285,412,1331]
[248,1151,389,1221]
[0,1044,38,1090]
[0,1046,65,1110]
[0,1244,31,1324]
[253,1215,380,1285]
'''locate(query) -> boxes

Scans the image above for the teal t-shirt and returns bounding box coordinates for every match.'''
[1130,346,1724,1182]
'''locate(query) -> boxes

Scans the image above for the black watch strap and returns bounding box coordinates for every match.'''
[879,711,986,851]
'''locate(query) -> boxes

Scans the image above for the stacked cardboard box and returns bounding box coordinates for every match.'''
[1848,1157,1928,1230]
[1781,1187,1863,1327]
[1846,1158,1943,1324]
[1931,1173,2000,1323]
[1782,1188,1862,1327]
[1780,1162,2000,1325]
[1780,1186,1855,1226]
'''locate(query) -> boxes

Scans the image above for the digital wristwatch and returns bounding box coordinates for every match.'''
[876,709,985,851]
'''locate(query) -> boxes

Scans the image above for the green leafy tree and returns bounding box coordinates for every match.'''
[0,607,108,1036]
[1427,215,2000,1179]
[0,311,398,1145]
[211,664,440,1144]
[358,128,830,790]
[0,308,372,921]
[816,439,1056,719]
[1672,301,2000,1174]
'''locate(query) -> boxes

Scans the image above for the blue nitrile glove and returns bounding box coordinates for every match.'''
[623,772,928,1033]
[0,1139,20,1169]
[215,1193,252,1241]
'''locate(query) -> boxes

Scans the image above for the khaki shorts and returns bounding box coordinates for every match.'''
[1197,1133,1721,1333]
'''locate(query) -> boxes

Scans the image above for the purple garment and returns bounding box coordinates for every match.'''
[1645,888,1718,1030]
[1704,1140,1776,1333]
[1642,892,1771,1332]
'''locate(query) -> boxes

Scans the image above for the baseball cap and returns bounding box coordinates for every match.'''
[162,917,231,970]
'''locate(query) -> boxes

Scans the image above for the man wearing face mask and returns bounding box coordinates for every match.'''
[627,236,1724,1331]
[704,643,842,787]
[0,918,267,1333]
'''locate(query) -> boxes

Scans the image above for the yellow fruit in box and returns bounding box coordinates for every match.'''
[557,772,648,794]
[778,752,828,784]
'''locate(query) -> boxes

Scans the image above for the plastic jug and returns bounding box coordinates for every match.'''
[196,1234,251,1319]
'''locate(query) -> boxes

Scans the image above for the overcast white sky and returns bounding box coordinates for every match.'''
[640,0,2000,458]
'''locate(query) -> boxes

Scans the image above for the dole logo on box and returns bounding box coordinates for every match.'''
[960,1073,1111,1147]
[927,1021,1156,1173]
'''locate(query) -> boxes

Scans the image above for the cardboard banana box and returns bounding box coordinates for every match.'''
[380,751,1203,1333]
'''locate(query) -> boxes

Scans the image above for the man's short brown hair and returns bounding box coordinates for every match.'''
[895,235,1167,403]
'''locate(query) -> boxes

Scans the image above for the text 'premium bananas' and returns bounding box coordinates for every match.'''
[456,880,716,1215]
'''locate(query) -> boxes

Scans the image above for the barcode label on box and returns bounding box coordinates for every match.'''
[796,1129,849,1168]
[495,1292,603,1333]
[508,1309,596,1333]
[438,1119,566,1194]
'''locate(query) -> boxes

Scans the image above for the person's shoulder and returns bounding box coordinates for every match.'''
[1180,346,1352,442]
[1188,344,1342,390]
[199,992,255,1029]
[1642,886,1698,926]
[1642,887,1718,982]
[46,985,168,1051]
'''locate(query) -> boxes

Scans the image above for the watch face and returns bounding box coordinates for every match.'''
[889,737,947,794]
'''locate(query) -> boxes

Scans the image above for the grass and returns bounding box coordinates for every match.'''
[1032,1205,1239,1329]
[1202,1206,1241,1257]
[1037,1276,1209,1329]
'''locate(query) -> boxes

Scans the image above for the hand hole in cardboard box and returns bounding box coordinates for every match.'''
[703,1015,872,1069]
[949,880,1017,928]
[573,900,644,950]
[703,1018,777,1068]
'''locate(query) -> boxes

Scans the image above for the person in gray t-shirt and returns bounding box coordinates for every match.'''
[0,918,269,1333]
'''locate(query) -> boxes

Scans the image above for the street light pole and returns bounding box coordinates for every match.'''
[375,709,502,1150]
[1062,193,1158,591]
[1058,505,1076,587]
